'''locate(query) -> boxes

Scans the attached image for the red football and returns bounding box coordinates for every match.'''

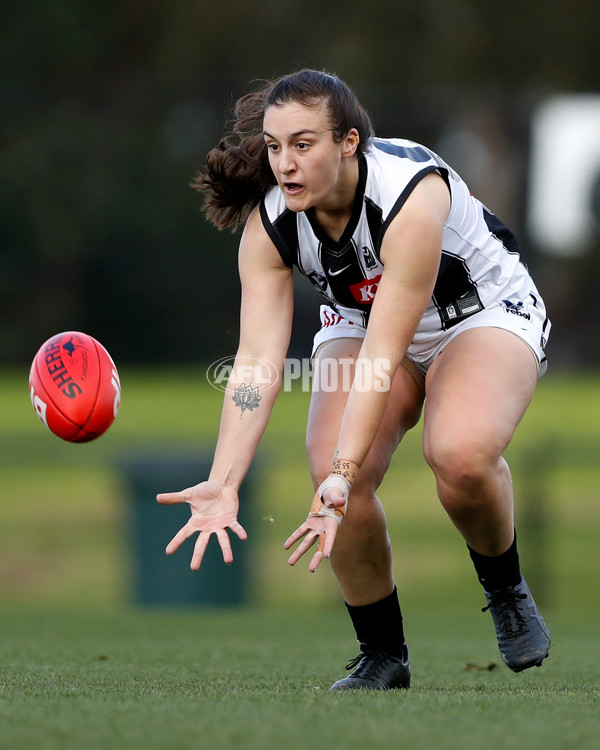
[29,331,121,442]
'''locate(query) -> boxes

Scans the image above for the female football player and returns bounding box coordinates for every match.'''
[157,69,551,689]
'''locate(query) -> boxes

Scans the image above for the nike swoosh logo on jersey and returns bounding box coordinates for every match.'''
[328,265,351,276]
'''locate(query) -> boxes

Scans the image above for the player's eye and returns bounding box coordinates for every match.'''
[296,142,310,150]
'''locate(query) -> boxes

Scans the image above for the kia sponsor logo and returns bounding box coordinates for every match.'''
[349,274,382,304]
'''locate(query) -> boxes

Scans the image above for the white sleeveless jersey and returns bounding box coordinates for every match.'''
[260,137,547,349]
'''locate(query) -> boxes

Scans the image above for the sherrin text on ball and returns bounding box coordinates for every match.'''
[29,331,121,442]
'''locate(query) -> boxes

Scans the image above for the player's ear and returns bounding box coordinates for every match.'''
[342,128,360,158]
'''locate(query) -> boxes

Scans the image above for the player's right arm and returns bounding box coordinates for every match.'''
[208,205,294,488]
[156,206,294,568]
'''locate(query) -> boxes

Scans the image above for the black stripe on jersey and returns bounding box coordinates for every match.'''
[483,206,536,285]
[432,251,484,330]
[259,201,298,267]
[482,208,520,256]
[377,166,441,258]
[541,316,550,349]
[373,141,434,162]
[364,197,384,253]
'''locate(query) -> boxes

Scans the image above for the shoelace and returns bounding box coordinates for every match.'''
[482,590,529,638]
[345,651,389,678]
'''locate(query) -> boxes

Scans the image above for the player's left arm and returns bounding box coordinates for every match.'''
[334,170,450,465]
[284,171,450,570]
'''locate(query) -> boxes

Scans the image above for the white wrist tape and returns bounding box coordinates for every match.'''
[318,474,351,502]
[307,475,351,524]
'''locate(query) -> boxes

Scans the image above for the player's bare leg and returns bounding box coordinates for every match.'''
[306,338,422,603]
[306,338,423,689]
[422,327,536,553]
[422,327,551,671]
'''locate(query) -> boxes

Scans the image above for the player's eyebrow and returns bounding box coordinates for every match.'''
[263,129,321,140]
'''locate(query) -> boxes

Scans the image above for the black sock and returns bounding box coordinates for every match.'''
[345,587,405,657]
[468,531,522,592]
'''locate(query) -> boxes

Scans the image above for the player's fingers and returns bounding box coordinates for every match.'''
[165,522,196,554]
[216,528,234,565]
[190,532,211,570]
[308,532,328,572]
[321,528,336,559]
[287,531,319,566]
[321,488,347,509]
[283,524,309,550]
[309,547,324,573]
[324,495,346,509]
[229,521,248,541]
[156,489,189,505]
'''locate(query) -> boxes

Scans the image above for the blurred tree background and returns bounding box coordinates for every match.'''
[2,0,600,366]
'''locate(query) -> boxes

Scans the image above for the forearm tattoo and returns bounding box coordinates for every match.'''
[232,382,262,413]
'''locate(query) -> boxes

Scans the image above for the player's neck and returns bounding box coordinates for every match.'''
[313,158,359,242]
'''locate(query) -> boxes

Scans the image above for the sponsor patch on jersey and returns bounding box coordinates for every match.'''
[349,275,382,304]
[501,299,531,320]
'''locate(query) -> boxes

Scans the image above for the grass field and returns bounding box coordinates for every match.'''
[1,368,599,748]
[1,607,599,750]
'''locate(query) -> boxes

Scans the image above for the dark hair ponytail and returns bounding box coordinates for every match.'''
[193,70,374,231]
[191,88,275,231]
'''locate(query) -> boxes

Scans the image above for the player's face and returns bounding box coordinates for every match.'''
[263,101,357,213]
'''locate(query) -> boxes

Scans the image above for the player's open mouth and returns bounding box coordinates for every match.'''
[284,182,304,195]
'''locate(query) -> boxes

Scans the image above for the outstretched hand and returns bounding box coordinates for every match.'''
[156,480,247,570]
[283,485,347,572]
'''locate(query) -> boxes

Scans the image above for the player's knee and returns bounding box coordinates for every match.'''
[400,398,423,432]
[341,490,389,540]
[423,432,497,495]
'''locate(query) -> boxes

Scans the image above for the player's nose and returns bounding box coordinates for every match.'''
[278,147,296,175]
